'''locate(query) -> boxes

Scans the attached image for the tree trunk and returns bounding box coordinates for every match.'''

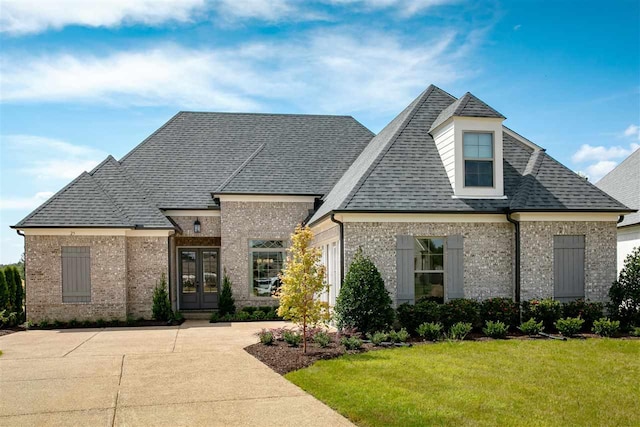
[303,319,307,353]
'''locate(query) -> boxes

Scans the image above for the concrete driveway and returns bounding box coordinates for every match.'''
[0,321,353,427]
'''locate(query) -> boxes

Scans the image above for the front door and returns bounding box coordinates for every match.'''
[179,248,219,310]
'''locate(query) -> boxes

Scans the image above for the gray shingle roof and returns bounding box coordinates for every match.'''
[308,85,631,224]
[429,92,505,132]
[596,149,640,226]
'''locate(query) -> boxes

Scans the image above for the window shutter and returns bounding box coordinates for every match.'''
[446,235,464,300]
[553,235,585,302]
[62,247,91,303]
[396,235,415,305]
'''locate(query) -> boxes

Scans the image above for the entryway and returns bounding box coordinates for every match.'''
[178,248,219,310]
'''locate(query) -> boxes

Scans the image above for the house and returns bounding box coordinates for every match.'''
[596,149,640,272]
[12,85,633,323]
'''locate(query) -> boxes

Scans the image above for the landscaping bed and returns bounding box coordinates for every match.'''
[26,317,185,330]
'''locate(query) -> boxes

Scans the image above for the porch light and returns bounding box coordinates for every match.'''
[194,218,201,234]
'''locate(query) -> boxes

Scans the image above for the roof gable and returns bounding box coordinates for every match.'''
[429,92,505,132]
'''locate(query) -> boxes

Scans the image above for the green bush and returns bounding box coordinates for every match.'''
[96,318,106,327]
[480,298,519,330]
[219,270,236,317]
[209,312,220,323]
[335,248,394,334]
[555,317,585,337]
[252,310,266,320]
[0,270,9,311]
[562,299,603,331]
[368,331,389,346]
[607,247,640,329]
[39,319,50,328]
[448,322,472,340]
[631,326,640,337]
[416,322,443,341]
[440,299,480,329]
[592,318,620,337]
[313,331,332,348]
[126,315,136,326]
[519,318,544,336]
[259,329,274,345]
[4,267,17,312]
[152,274,172,321]
[236,311,251,321]
[283,330,302,347]
[397,300,440,335]
[483,320,508,339]
[522,298,562,332]
[388,328,410,343]
[341,336,363,350]
[0,309,18,328]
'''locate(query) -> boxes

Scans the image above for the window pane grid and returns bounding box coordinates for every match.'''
[414,238,444,301]
[250,240,285,297]
[463,132,494,187]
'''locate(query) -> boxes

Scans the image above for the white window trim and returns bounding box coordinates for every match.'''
[463,131,495,189]
[249,239,286,298]
[414,237,446,301]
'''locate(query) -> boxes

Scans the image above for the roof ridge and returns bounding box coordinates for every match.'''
[511,149,545,209]
[215,143,266,193]
[109,154,164,210]
[454,92,472,115]
[340,85,436,209]
[177,111,355,118]
[89,168,133,225]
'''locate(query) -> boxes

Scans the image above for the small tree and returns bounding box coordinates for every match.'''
[4,267,16,312]
[219,269,236,316]
[10,267,24,322]
[0,270,8,311]
[608,247,640,328]
[335,248,394,334]
[277,225,330,353]
[152,273,172,321]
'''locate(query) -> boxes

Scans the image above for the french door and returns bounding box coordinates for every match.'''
[178,248,219,310]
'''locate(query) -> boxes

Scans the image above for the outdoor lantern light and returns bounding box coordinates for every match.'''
[194,218,201,234]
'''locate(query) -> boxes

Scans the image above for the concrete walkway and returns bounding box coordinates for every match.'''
[0,321,353,427]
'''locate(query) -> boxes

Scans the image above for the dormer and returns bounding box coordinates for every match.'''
[429,92,506,198]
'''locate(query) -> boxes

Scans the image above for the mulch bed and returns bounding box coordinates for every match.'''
[27,318,185,330]
[0,326,25,337]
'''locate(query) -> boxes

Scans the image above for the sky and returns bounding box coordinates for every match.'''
[0,0,639,264]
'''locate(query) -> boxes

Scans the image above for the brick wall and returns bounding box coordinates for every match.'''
[126,236,168,318]
[25,234,127,323]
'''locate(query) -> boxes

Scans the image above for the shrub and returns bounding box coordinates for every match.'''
[519,318,544,336]
[173,311,184,322]
[388,328,410,343]
[283,330,302,347]
[11,267,24,323]
[313,331,332,348]
[483,320,508,339]
[69,318,79,327]
[448,322,472,340]
[219,270,236,316]
[341,336,363,350]
[95,318,106,327]
[252,310,266,320]
[562,299,603,331]
[258,329,274,345]
[368,331,389,346]
[0,310,18,328]
[242,306,257,314]
[592,318,620,337]
[4,267,17,311]
[152,274,172,321]
[555,317,585,337]
[397,300,440,334]
[631,326,640,337]
[416,322,443,341]
[0,270,9,311]
[236,311,251,321]
[126,315,136,326]
[53,319,63,328]
[82,320,93,327]
[522,298,562,332]
[209,312,220,323]
[440,299,481,329]
[607,247,640,329]
[480,298,519,330]
[39,319,50,328]
[335,248,394,334]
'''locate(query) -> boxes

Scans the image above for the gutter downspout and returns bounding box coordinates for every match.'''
[167,235,173,311]
[330,214,345,284]
[505,211,521,305]
[618,215,625,224]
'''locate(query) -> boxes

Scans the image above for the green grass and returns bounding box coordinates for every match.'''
[286,340,640,427]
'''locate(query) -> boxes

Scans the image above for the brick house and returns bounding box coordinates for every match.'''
[12,85,633,322]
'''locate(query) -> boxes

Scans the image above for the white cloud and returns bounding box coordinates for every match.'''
[326,0,459,16]
[624,124,640,140]
[585,161,619,183]
[0,191,55,210]
[3,135,106,181]
[0,0,207,35]
[0,30,474,114]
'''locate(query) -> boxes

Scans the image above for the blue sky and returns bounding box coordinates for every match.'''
[1,0,639,263]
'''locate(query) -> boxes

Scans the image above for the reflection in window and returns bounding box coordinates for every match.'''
[249,240,285,297]
[414,238,444,302]
[202,251,218,293]
[464,132,494,187]
[181,251,197,293]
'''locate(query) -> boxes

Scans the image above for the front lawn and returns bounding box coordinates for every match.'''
[286,339,639,427]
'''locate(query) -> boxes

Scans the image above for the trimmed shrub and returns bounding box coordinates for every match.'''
[152,274,172,321]
[631,326,640,337]
[448,322,472,340]
[236,311,251,321]
[607,247,640,329]
[562,299,603,331]
[416,322,443,341]
[368,331,389,346]
[519,318,544,336]
[219,270,236,316]
[522,298,562,332]
[209,312,220,323]
[335,248,394,334]
[283,330,302,347]
[397,300,440,335]
[480,298,519,330]
[0,270,8,311]
[313,331,332,348]
[555,317,584,337]
[483,320,508,339]
[388,328,410,343]
[258,329,275,345]
[341,336,363,350]
[440,299,480,329]
[592,318,620,337]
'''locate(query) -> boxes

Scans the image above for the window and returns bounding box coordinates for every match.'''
[463,132,494,187]
[250,240,285,297]
[414,238,444,302]
[61,246,91,303]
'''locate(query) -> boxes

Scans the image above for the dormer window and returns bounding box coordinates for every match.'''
[463,132,494,187]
